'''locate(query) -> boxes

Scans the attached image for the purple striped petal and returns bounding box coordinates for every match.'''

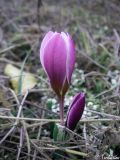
[40,31,55,72]
[61,32,75,83]
[42,33,67,95]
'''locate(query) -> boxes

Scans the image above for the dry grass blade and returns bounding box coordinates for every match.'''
[0,115,120,123]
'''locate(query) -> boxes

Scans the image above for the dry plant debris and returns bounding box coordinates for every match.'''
[0,0,120,160]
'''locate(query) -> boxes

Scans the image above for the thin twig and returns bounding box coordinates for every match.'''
[31,140,53,160]
[83,123,89,149]
[25,100,59,116]
[86,109,120,119]
[0,116,120,123]
[0,41,34,55]
[32,102,45,160]
[17,128,24,160]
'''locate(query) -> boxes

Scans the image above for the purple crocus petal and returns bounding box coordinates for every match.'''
[61,32,75,83]
[40,31,54,71]
[68,92,81,112]
[43,33,67,95]
[66,34,75,82]
[66,92,85,130]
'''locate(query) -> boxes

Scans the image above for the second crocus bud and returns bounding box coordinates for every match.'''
[66,92,85,131]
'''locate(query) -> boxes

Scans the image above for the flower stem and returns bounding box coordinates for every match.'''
[59,97,64,125]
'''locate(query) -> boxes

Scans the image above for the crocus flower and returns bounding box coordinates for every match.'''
[40,31,75,98]
[66,92,85,130]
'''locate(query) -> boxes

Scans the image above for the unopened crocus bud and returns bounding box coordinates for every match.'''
[66,92,85,130]
[40,31,75,98]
